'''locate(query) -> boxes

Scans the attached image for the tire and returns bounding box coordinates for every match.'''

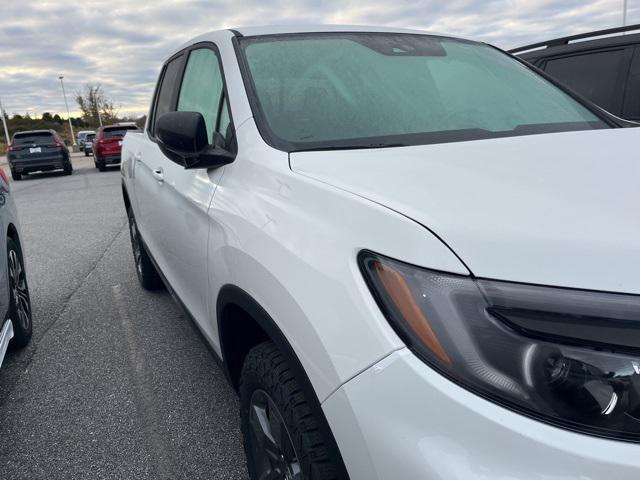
[97,162,106,172]
[84,151,89,157]
[240,342,340,480]
[126,206,163,290]
[11,171,21,181]
[63,163,73,175]
[6,237,32,348]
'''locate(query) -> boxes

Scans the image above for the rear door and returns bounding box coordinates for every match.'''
[11,132,58,161]
[539,47,634,117]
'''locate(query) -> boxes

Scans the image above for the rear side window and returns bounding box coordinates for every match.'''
[152,55,184,137]
[177,47,230,143]
[13,132,54,145]
[544,50,629,114]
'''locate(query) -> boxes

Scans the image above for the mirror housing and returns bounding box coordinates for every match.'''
[156,111,236,169]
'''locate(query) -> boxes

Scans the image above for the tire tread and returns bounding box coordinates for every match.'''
[240,342,338,480]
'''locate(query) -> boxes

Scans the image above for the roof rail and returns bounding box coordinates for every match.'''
[509,23,640,54]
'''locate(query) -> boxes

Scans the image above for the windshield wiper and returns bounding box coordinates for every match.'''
[289,142,408,153]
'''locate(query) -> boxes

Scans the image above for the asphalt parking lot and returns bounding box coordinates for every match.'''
[0,153,248,479]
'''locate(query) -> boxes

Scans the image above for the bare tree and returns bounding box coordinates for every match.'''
[75,84,119,126]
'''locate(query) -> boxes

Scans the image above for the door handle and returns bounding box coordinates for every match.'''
[152,167,164,182]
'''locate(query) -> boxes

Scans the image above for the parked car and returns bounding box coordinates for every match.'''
[93,124,139,171]
[83,132,96,156]
[511,23,640,121]
[0,167,32,367]
[77,130,95,151]
[7,130,73,180]
[122,26,640,480]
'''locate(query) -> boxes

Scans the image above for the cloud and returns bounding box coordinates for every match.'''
[0,0,634,117]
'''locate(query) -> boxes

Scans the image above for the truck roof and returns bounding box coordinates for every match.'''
[233,24,433,36]
[172,25,459,58]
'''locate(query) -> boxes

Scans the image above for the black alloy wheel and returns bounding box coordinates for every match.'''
[7,237,32,347]
[248,389,303,480]
[241,342,342,480]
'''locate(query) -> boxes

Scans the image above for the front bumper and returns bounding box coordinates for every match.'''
[323,348,640,480]
[0,319,14,367]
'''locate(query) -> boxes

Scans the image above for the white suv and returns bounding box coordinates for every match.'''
[121,25,640,480]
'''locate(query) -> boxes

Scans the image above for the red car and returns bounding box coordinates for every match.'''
[92,123,139,171]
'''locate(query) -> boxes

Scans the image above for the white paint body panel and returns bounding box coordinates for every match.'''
[292,127,640,294]
[324,349,640,479]
[121,25,640,479]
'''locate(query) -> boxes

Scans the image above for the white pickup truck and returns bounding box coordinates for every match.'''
[121,25,640,480]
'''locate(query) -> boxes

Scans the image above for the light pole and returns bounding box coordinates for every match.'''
[623,0,628,26]
[58,76,76,146]
[0,98,10,148]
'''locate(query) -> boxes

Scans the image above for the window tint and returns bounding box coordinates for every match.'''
[177,48,224,141]
[152,55,183,136]
[13,132,54,145]
[104,126,138,138]
[241,34,606,150]
[622,48,640,120]
[544,50,627,114]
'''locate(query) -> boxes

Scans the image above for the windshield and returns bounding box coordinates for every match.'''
[239,33,609,151]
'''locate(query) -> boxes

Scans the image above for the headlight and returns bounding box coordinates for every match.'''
[359,251,640,442]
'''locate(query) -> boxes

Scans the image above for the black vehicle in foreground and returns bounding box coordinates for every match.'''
[7,130,73,180]
[511,24,640,122]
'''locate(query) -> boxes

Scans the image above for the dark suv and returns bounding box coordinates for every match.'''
[512,24,640,122]
[7,130,73,181]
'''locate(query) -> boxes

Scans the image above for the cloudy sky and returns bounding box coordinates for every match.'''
[0,0,636,118]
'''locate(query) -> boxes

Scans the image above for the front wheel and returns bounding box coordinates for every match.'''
[63,163,73,175]
[11,171,21,181]
[7,237,32,348]
[240,342,341,480]
[127,206,163,290]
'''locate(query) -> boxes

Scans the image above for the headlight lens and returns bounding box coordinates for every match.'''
[359,251,640,442]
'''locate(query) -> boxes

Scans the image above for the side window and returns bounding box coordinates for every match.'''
[151,55,184,137]
[177,48,231,144]
[623,47,640,120]
[543,49,629,115]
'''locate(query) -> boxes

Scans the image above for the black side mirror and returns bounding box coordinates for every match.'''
[156,111,236,169]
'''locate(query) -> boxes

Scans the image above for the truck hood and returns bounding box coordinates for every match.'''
[290,128,640,294]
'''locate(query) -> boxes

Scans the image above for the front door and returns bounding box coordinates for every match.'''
[140,45,232,332]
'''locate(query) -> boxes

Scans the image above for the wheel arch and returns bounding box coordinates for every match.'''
[216,284,350,479]
[121,182,131,211]
[6,223,19,244]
